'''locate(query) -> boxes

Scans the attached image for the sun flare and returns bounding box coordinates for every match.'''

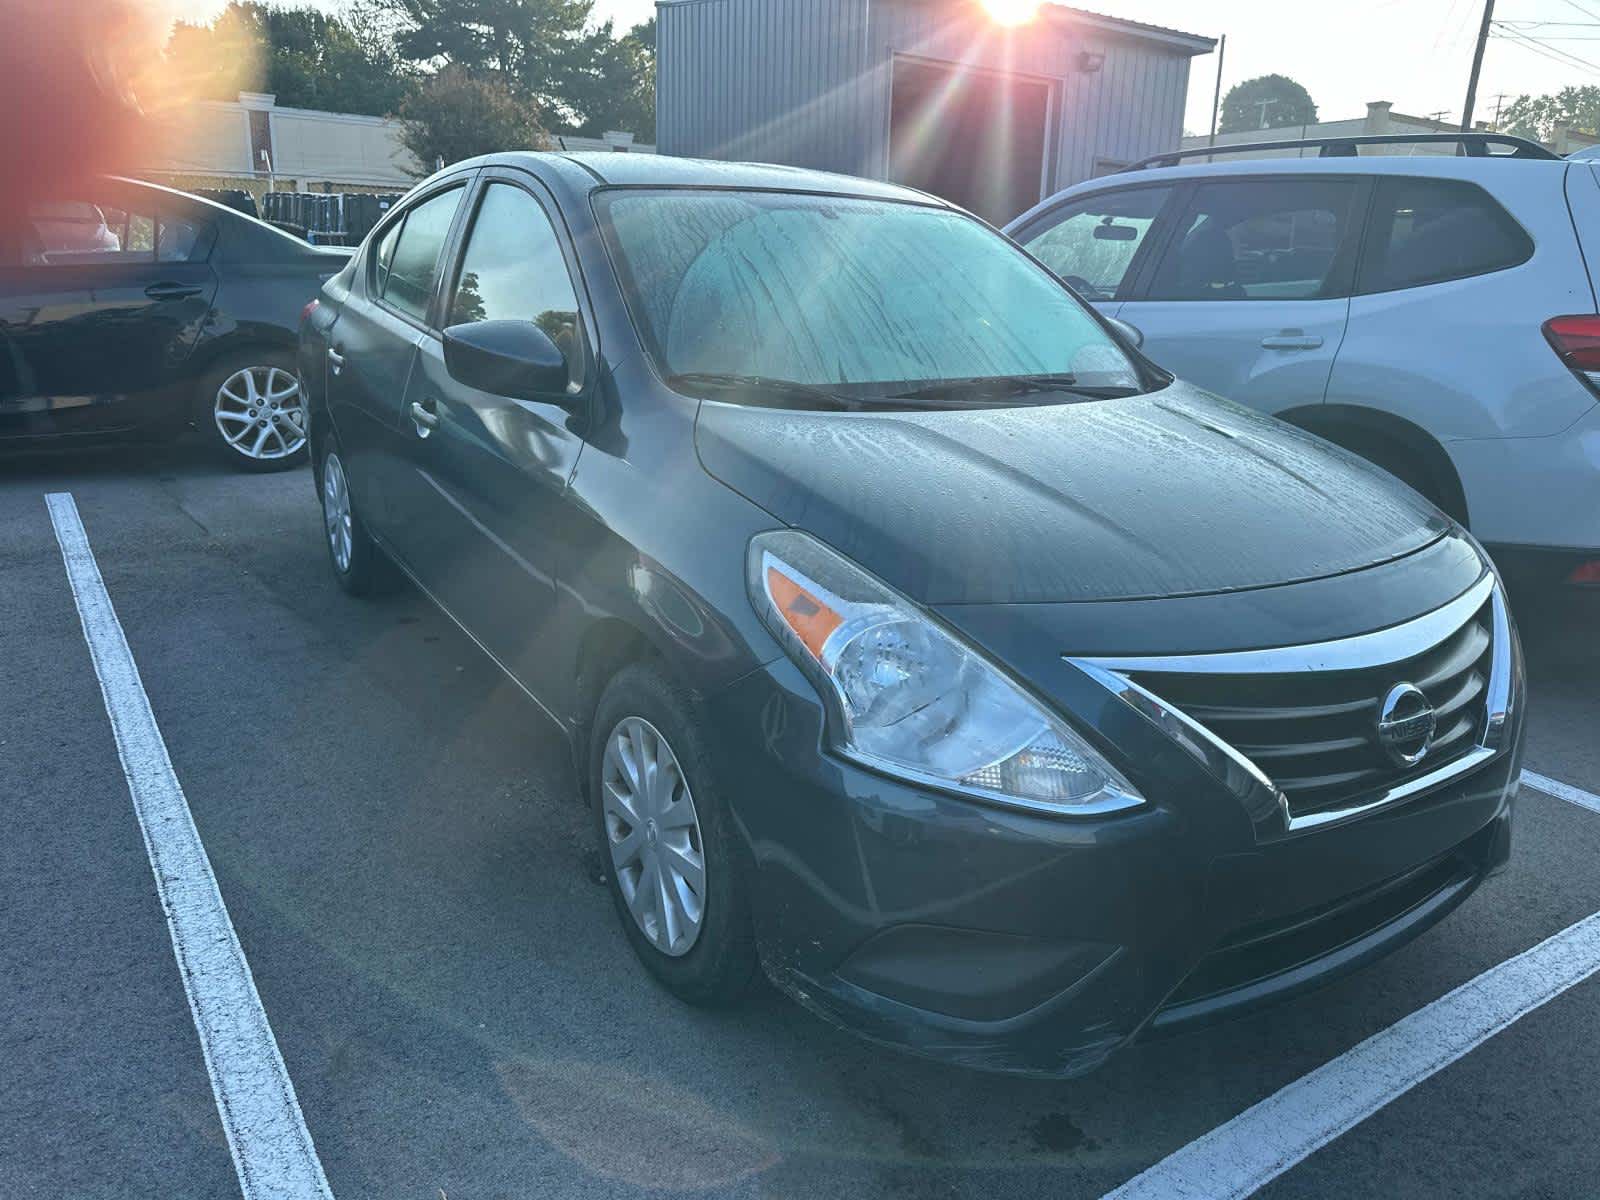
[980,0,1041,25]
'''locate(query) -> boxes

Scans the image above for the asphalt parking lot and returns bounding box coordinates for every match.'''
[4,441,1600,1200]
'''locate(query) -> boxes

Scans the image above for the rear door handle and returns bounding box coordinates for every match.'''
[1260,332,1324,350]
[144,281,204,300]
[327,347,344,375]
[410,399,439,436]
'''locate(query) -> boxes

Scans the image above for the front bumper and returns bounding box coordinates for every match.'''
[706,655,1521,1078]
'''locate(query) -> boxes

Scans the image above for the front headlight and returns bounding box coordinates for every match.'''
[747,530,1143,815]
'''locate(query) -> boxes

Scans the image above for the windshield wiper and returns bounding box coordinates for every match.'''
[666,372,859,411]
[888,373,1141,404]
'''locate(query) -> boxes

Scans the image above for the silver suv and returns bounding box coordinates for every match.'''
[1006,133,1600,587]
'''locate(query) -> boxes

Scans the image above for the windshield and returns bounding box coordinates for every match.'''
[595,189,1143,399]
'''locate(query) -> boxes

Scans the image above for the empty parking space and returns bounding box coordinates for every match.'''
[4,446,1599,1200]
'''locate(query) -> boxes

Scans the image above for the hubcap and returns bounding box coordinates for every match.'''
[603,716,707,957]
[215,366,305,460]
[322,452,353,573]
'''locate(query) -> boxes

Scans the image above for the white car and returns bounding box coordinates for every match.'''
[1006,133,1600,587]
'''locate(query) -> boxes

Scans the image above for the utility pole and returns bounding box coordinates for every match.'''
[1461,0,1495,131]
[1254,97,1278,130]
[1208,32,1227,153]
[1491,92,1509,130]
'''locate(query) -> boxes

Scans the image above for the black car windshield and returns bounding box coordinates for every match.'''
[595,189,1144,402]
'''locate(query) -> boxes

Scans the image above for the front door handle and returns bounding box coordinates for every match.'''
[1260,331,1324,350]
[144,281,204,300]
[326,347,344,375]
[410,399,439,436]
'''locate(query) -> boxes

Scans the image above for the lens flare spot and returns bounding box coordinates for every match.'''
[981,0,1041,25]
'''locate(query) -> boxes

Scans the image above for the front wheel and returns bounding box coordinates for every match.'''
[591,662,758,1006]
[200,350,309,471]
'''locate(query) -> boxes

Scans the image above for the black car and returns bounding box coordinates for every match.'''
[1,176,349,469]
[300,154,1524,1077]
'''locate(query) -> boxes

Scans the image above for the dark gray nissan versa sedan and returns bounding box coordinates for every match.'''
[299,153,1524,1077]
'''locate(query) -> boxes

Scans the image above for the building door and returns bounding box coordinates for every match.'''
[888,56,1051,226]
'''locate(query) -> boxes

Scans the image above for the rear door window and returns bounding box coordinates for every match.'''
[378,187,463,322]
[1016,186,1173,301]
[1358,177,1533,293]
[1146,178,1363,301]
[26,199,154,265]
[23,194,212,267]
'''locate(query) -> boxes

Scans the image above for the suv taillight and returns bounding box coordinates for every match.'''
[300,298,319,326]
[1542,315,1600,391]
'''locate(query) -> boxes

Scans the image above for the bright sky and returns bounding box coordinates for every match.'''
[163,0,1600,132]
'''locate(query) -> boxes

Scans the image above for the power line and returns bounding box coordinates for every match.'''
[1560,0,1600,24]
[1497,24,1600,69]
[1493,24,1600,73]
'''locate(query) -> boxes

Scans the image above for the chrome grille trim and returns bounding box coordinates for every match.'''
[1068,575,1513,836]
[1072,574,1495,676]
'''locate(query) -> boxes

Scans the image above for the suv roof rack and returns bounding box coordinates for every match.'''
[1129,132,1559,171]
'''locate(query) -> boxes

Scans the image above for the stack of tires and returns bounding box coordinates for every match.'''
[259,191,404,246]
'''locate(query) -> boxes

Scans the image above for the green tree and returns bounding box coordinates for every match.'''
[397,66,548,174]
[561,17,655,139]
[1500,86,1600,141]
[1219,74,1318,133]
[165,2,409,117]
[388,0,594,114]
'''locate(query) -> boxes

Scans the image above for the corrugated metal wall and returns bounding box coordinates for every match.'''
[657,0,1202,195]
[656,0,879,174]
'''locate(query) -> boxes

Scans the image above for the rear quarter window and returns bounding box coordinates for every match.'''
[1358,177,1533,294]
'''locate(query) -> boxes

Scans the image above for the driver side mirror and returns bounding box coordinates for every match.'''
[443,319,574,405]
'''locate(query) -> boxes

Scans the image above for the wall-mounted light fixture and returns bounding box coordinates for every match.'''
[1078,50,1106,74]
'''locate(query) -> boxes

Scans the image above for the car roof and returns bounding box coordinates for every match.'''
[474,150,950,205]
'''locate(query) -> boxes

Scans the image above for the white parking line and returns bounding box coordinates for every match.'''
[1522,770,1600,816]
[1103,908,1600,1200]
[46,493,333,1200]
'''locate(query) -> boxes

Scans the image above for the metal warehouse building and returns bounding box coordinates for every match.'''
[655,0,1214,224]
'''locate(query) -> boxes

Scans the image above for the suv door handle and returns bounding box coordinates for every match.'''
[144,281,204,300]
[1260,332,1324,350]
[410,399,439,436]
[327,347,344,375]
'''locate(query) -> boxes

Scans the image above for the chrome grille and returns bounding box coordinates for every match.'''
[1128,600,1494,820]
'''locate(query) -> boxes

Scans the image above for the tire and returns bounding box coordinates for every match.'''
[317,442,398,597]
[198,348,309,471]
[590,661,758,1006]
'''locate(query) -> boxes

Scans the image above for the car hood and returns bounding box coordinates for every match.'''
[694,381,1451,605]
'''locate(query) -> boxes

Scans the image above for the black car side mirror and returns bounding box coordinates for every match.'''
[443,320,574,405]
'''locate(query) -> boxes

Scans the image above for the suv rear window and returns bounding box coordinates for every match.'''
[1358,177,1533,293]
